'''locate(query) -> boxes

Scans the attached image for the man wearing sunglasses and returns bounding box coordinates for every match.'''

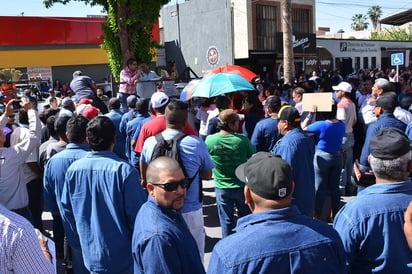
[132,156,205,273]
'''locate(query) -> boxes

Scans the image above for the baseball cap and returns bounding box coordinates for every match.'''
[78,98,93,105]
[151,92,169,109]
[375,94,398,111]
[61,97,74,108]
[127,95,137,107]
[369,127,411,160]
[332,81,352,93]
[235,152,293,200]
[277,105,300,124]
[82,106,100,119]
[73,70,82,78]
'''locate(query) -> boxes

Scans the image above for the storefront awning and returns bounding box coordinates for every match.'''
[380,9,412,26]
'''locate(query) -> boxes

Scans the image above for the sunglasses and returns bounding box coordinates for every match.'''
[151,178,190,192]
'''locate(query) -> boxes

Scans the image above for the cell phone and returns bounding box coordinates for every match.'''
[12,100,22,109]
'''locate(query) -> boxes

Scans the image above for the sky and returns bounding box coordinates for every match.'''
[1,0,411,34]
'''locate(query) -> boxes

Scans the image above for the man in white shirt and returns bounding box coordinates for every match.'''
[136,62,160,99]
[0,98,41,221]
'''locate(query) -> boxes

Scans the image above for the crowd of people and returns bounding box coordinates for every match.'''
[1,62,412,273]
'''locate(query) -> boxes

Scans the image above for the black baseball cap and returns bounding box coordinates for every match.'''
[369,127,411,160]
[278,105,300,124]
[235,152,293,200]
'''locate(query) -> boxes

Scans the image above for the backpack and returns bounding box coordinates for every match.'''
[150,132,202,201]
[151,132,187,171]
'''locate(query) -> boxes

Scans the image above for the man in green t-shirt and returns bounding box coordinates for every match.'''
[205,109,255,237]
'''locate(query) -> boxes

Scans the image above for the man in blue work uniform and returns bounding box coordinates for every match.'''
[61,116,147,273]
[44,115,91,273]
[334,127,412,273]
[272,105,315,216]
[132,157,204,274]
[207,152,346,273]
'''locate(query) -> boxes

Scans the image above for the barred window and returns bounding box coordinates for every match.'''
[292,8,310,34]
[256,4,277,50]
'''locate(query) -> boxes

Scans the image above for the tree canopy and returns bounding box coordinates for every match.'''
[367,5,382,31]
[43,0,169,81]
[351,13,369,31]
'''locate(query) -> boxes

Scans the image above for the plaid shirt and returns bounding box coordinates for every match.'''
[119,66,138,94]
[0,205,54,273]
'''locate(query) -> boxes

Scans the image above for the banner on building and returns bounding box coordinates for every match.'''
[27,67,52,82]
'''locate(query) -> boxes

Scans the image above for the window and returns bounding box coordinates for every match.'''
[371,57,376,69]
[292,8,310,34]
[363,57,369,69]
[355,57,361,70]
[256,4,277,50]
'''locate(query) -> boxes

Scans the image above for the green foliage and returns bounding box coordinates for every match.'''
[43,0,169,82]
[367,5,382,31]
[370,25,412,41]
[351,13,369,31]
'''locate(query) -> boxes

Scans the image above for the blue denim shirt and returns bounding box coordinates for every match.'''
[132,197,205,274]
[334,181,412,273]
[61,151,147,273]
[106,109,127,158]
[126,115,152,165]
[43,143,91,248]
[141,129,215,213]
[207,206,347,274]
[359,113,406,165]
[272,128,315,216]
[250,115,281,152]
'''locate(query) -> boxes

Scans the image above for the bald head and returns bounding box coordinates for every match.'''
[147,157,183,184]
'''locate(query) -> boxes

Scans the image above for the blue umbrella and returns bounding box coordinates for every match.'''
[191,73,255,98]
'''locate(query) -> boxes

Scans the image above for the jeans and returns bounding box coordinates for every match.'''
[27,178,44,231]
[339,133,356,195]
[182,208,205,263]
[314,150,343,213]
[117,92,131,113]
[215,187,251,238]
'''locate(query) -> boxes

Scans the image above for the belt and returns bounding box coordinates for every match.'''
[11,206,30,215]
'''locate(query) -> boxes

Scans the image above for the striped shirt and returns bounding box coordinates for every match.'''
[0,205,54,273]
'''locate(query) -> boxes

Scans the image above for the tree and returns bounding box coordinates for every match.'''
[351,14,369,31]
[281,0,294,85]
[43,0,169,81]
[371,25,412,40]
[367,5,382,31]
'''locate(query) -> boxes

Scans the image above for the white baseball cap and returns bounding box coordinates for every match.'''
[332,81,352,93]
[150,92,169,108]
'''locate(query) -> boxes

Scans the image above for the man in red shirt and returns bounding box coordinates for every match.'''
[134,92,197,155]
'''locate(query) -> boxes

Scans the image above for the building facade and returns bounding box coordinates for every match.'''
[162,0,316,80]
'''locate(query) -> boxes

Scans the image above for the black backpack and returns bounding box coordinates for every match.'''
[150,132,202,201]
[151,132,187,172]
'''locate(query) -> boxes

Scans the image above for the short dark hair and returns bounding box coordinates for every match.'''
[86,116,115,151]
[127,58,137,66]
[18,109,29,125]
[165,100,188,127]
[54,115,71,138]
[46,116,57,138]
[66,115,89,143]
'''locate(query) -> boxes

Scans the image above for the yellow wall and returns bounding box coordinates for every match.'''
[1,48,109,68]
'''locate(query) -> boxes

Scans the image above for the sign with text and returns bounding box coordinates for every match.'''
[302,92,332,112]
[27,67,52,82]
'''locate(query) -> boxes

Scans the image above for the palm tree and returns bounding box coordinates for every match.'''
[351,14,369,31]
[281,0,294,85]
[368,5,382,31]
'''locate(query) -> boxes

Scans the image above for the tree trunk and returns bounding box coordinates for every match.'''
[117,5,135,67]
[281,0,294,85]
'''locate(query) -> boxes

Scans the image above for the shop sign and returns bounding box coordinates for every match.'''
[339,41,378,53]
